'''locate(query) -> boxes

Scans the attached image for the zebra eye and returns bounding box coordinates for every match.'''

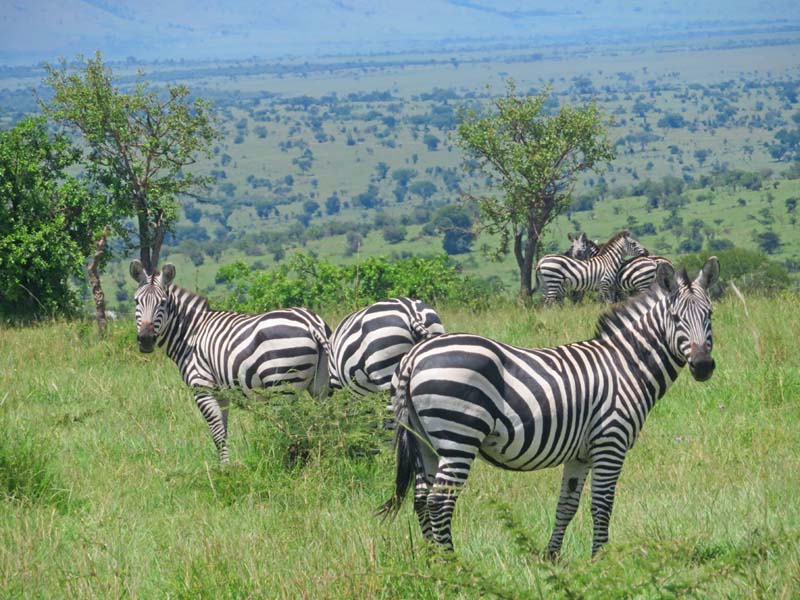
[670,312,681,323]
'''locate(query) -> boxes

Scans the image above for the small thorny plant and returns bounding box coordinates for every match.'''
[226,386,393,471]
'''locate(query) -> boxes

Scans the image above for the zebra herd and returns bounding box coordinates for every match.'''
[130,233,720,558]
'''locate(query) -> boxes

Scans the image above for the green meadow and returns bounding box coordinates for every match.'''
[2,293,798,598]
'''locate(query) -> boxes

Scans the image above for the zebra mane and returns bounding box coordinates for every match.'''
[169,283,211,312]
[595,230,630,256]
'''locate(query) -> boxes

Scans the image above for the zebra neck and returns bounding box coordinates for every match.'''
[158,285,209,362]
[598,294,685,408]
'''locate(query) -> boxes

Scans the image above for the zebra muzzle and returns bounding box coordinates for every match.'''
[137,322,156,353]
[688,344,715,381]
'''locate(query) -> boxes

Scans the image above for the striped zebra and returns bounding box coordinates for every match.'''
[615,255,673,298]
[534,230,648,304]
[130,260,331,464]
[329,298,444,396]
[564,233,601,303]
[380,257,719,557]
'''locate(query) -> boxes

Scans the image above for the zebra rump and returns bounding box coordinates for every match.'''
[615,255,673,297]
[329,297,444,396]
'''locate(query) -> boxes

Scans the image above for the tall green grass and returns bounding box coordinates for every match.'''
[1,295,799,598]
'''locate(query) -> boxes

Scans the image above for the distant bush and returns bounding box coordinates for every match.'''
[678,247,791,296]
[215,254,505,312]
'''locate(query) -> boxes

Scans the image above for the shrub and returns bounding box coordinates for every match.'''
[678,247,791,296]
[215,254,506,311]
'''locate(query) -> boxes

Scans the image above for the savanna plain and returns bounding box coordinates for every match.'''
[1,294,798,598]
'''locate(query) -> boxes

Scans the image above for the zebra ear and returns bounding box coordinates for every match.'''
[130,260,147,284]
[161,263,176,286]
[696,256,720,290]
[568,233,575,241]
[655,262,678,294]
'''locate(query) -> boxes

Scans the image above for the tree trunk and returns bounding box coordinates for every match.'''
[87,226,110,335]
[520,232,538,297]
[138,210,152,272]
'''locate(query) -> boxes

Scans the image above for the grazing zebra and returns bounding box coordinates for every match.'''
[329,298,444,396]
[130,260,331,464]
[615,255,673,298]
[564,232,600,261]
[534,230,648,304]
[380,257,719,557]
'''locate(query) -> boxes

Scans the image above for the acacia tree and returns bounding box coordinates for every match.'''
[457,82,616,297]
[41,51,218,277]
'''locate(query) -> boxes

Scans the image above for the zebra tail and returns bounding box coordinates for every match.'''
[377,359,419,519]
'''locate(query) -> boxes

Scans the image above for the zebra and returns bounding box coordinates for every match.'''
[534,230,649,304]
[564,232,600,261]
[615,255,673,298]
[379,257,719,557]
[564,233,601,303]
[328,297,445,397]
[130,260,332,464]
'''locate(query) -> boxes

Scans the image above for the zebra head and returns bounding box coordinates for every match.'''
[566,232,598,260]
[129,260,176,353]
[656,257,720,382]
[622,232,649,258]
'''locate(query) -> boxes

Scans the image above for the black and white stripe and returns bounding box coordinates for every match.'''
[615,255,673,298]
[329,297,444,396]
[130,260,331,464]
[535,230,649,304]
[380,257,720,557]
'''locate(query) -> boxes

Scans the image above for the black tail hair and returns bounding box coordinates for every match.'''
[377,422,419,519]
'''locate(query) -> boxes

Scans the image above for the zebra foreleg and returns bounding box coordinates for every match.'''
[589,457,625,556]
[194,390,230,465]
[547,459,591,560]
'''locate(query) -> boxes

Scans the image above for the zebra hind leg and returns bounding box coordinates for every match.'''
[547,459,591,560]
[413,472,434,542]
[427,453,476,551]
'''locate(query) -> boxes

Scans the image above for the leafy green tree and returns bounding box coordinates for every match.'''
[0,117,109,320]
[754,230,781,254]
[423,133,440,151]
[41,51,218,274]
[457,82,615,296]
[432,205,476,255]
[408,180,438,199]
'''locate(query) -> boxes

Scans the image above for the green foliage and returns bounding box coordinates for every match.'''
[0,117,109,319]
[432,205,476,255]
[231,389,391,473]
[42,51,219,271]
[216,253,503,312]
[678,247,791,294]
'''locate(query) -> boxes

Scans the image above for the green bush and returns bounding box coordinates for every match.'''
[216,253,505,312]
[678,247,791,296]
[232,388,391,473]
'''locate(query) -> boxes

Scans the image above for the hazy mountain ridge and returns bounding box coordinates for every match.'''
[1,0,798,64]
